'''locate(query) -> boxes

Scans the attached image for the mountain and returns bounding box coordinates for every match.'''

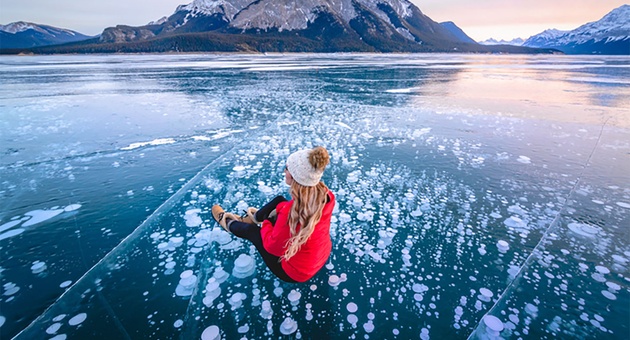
[439,21,476,44]
[4,0,554,54]
[479,37,525,46]
[0,22,91,49]
[93,0,476,52]
[522,29,568,47]
[523,5,630,54]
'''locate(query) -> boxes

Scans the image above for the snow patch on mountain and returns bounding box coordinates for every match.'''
[524,5,630,48]
[479,38,525,46]
[0,21,76,36]
[174,0,414,33]
[148,17,169,26]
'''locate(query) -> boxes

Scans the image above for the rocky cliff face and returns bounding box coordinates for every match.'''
[97,0,466,51]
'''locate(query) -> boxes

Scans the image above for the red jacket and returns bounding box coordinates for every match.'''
[261,190,335,282]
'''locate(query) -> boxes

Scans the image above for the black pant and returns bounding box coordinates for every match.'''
[228,196,297,283]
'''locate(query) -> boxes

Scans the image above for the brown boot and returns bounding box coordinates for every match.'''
[211,205,240,232]
[241,207,260,225]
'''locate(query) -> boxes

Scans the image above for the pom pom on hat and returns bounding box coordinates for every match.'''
[286,147,329,186]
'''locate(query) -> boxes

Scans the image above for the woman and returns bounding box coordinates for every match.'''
[212,146,335,283]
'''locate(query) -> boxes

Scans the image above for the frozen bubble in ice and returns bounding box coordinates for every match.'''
[174,319,183,328]
[352,197,363,207]
[490,212,502,219]
[185,210,203,227]
[412,283,429,293]
[328,275,341,287]
[274,287,284,297]
[232,254,256,278]
[595,266,610,274]
[612,255,628,264]
[50,335,67,340]
[179,275,197,288]
[484,315,504,332]
[180,270,193,279]
[347,314,358,326]
[414,294,423,302]
[616,202,630,209]
[591,273,606,283]
[404,192,415,200]
[0,220,22,233]
[606,281,621,291]
[0,316,5,328]
[363,321,374,333]
[479,288,493,298]
[567,223,599,238]
[0,228,25,241]
[31,261,47,274]
[525,303,538,316]
[201,325,220,340]
[339,213,351,223]
[63,204,82,212]
[229,292,246,309]
[68,313,87,326]
[497,240,509,251]
[504,216,527,231]
[233,166,246,172]
[420,328,429,340]
[280,317,298,335]
[288,290,301,305]
[60,280,72,288]
[517,156,531,164]
[601,290,617,300]
[237,324,249,333]
[346,302,358,313]
[46,322,62,334]
[260,300,273,319]
[23,209,64,227]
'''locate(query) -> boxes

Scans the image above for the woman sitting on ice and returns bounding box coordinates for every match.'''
[212,146,335,283]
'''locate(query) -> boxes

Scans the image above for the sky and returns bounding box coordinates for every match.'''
[0,0,627,41]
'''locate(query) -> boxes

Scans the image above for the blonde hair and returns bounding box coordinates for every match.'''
[283,147,330,261]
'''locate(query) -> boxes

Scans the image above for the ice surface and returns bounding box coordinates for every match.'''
[4,54,629,340]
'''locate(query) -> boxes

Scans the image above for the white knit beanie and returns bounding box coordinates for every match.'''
[286,149,324,187]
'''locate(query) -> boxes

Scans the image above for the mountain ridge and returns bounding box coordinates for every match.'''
[0,21,92,49]
[1,0,557,54]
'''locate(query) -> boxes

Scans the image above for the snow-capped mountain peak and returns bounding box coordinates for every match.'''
[556,4,629,44]
[523,5,629,54]
[173,0,414,32]
[1,21,48,34]
[478,37,525,46]
[0,22,91,49]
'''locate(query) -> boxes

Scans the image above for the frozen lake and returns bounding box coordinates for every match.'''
[0,54,629,339]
